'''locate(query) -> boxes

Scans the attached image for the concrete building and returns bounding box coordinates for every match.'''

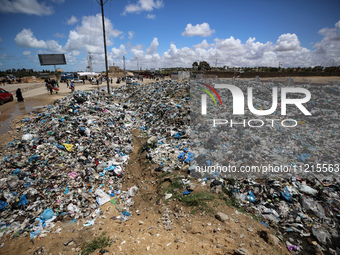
[109,65,125,78]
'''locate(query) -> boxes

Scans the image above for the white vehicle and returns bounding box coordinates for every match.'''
[71,78,84,83]
[126,77,136,84]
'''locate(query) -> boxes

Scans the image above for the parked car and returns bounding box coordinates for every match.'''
[126,77,136,84]
[71,78,84,83]
[0,88,13,105]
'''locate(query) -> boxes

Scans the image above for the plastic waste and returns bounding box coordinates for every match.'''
[128,186,138,197]
[299,183,318,196]
[280,186,293,202]
[301,196,326,219]
[312,227,331,245]
[40,208,54,221]
[22,134,34,141]
[246,191,256,202]
[18,194,28,206]
[95,189,111,206]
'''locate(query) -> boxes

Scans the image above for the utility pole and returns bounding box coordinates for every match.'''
[135,57,139,78]
[123,56,126,77]
[97,0,110,93]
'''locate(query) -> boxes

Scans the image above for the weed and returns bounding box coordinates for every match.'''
[181,192,215,214]
[81,233,111,255]
[157,178,184,203]
[160,171,169,178]
[213,200,220,207]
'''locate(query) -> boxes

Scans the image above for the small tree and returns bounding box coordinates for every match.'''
[198,61,210,71]
[192,61,198,69]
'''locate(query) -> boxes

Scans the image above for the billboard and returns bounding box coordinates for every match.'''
[38,54,66,66]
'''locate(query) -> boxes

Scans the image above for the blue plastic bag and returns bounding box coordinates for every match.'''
[183,190,191,195]
[30,230,41,239]
[0,201,7,210]
[174,132,182,138]
[122,211,131,217]
[13,168,21,175]
[18,194,28,206]
[178,152,186,161]
[40,208,54,221]
[246,191,256,202]
[28,155,39,164]
[280,186,293,202]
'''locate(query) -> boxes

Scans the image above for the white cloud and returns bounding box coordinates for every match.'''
[182,23,215,37]
[64,14,122,53]
[194,39,212,49]
[15,29,47,48]
[22,51,31,56]
[66,16,79,25]
[123,0,164,15]
[276,47,312,67]
[45,40,63,52]
[215,36,243,52]
[0,0,53,16]
[14,28,63,52]
[318,21,340,41]
[0,37,3,42]
[146,14,156,19]
[146,37,159,54]
[122,31,333,70]
[9,18,340,71]
[244,37,272,60]
[110,44,128,60]
[64,51,81,67]
[128,31,135,39]
[52,0,64,3]
[312,20,340,66]
[54,33,66,38]
[274,33,301,51]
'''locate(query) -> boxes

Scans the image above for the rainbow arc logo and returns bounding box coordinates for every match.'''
[198,82,222,114]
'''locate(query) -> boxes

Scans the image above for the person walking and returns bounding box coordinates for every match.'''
[66,79,69,88]
[48,83,53,95]
[16,88,24,102]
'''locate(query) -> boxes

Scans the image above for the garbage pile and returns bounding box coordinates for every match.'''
[116,80,192,172]
[199,175,340,254]
[0,78,339,254]
[189,79,340,178]
[0,90,138,239]
[186,78,340,254]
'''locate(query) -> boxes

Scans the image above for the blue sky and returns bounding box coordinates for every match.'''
[0,0,339,72]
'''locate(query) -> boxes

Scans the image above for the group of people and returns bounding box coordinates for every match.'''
[45,78,59,95]
[12,78,75,104]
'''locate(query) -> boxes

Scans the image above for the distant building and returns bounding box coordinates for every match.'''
[109,64,125,78]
